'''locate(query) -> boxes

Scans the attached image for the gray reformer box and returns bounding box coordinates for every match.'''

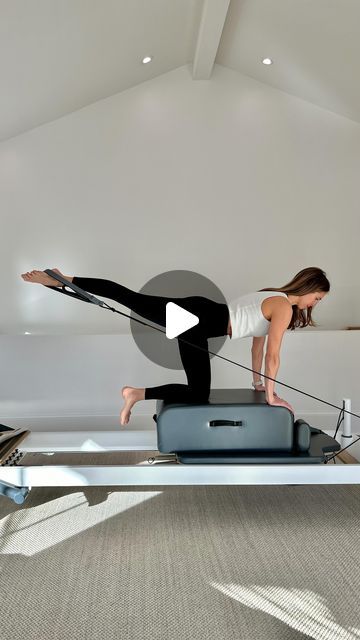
[156,388,299,454]
[154,388,341,464]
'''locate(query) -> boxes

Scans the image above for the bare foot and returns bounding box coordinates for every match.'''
[21,268,70,287]
[120,386,144,426]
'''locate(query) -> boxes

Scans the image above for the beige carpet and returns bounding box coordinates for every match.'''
[1,453,360,640]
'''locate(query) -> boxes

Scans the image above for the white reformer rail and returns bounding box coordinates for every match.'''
[0,463,360,487]
[0,430,359,489]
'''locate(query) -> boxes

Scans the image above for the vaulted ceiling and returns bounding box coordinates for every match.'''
[1,0,360,142]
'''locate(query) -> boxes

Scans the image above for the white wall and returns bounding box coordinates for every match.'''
[1,63,360,334]
[0,63,359,435]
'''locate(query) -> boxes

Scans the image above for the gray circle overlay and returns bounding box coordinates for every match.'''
[130,270,229,369]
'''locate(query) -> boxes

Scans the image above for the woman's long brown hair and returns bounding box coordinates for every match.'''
[258,266,330,330]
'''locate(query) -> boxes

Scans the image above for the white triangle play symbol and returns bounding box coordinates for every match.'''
[166,302,199,339]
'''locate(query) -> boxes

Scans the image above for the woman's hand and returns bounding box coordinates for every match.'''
[267,396,294,414]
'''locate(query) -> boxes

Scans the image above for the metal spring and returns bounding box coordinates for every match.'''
[1,450,24,466]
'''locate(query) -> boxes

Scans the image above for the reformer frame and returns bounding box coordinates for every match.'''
[0,429,359,505]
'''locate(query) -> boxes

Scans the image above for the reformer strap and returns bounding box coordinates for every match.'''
[44,270,166,327]
[44,270,108,307]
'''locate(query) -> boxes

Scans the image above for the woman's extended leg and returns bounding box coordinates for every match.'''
[21,270,171,327]
[21,271,228,337]
[21,270,229,424]
[71,276,171,328]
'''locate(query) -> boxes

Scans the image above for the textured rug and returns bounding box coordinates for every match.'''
[0,452,360,640]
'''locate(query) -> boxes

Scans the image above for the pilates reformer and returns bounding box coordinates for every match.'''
[0,270,359,504]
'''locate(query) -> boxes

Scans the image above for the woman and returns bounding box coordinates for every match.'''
[21,266,330,425]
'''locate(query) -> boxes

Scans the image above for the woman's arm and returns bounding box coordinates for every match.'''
[264,301,293,403]
[251,336,266,384]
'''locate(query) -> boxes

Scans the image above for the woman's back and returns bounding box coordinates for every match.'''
[228,290,289,339]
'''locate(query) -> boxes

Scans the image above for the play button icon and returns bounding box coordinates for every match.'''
[130,269,228,370]
[166,302,199,339]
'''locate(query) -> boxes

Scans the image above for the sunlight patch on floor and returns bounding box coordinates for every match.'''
[211,582,360,639]
[0,490,162,556]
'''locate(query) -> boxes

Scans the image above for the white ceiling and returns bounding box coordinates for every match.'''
[217,0,360,124]
[0,0,203,141]
[1,0,360,142]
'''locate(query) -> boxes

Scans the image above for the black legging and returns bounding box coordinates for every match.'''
[72,277,230,403]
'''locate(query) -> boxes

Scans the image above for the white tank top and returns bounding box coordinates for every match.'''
[228,291,289,339]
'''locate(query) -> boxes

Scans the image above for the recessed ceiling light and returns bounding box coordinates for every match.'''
[142,56,152,64]
[262,58,273,65]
